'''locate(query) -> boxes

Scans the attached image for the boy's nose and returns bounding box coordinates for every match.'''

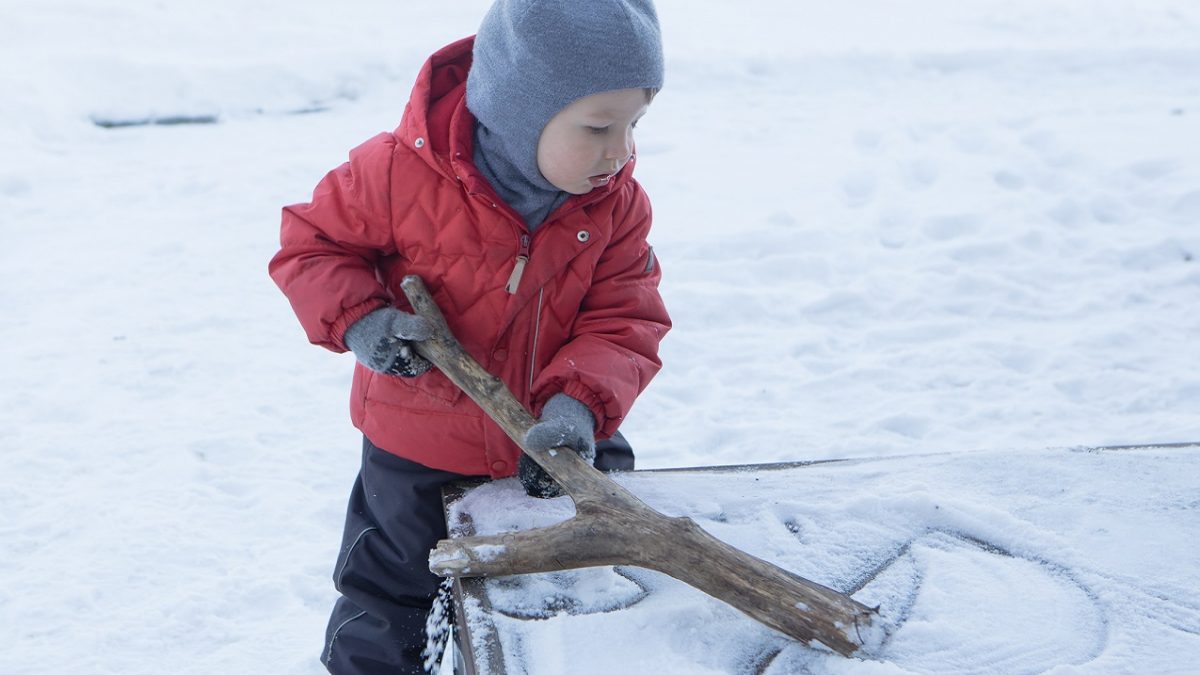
[604,129,633,161]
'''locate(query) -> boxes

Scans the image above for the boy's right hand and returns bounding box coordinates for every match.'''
[343,308,434,378]
[518,394,597,498]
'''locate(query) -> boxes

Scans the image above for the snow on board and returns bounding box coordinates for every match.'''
[441,444,1200,674]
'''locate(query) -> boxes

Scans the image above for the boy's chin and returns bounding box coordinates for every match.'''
[561,182,594,195]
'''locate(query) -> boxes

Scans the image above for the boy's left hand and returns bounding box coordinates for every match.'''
[519,394,596,498]
[343,307,434,378]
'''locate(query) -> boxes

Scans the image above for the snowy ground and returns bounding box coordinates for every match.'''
[1,1,1198,673]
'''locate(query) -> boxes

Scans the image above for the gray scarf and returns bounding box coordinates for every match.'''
[473,122,570,230]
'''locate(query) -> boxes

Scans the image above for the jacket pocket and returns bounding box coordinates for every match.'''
[334,525,379,592]
[366,364,465,409]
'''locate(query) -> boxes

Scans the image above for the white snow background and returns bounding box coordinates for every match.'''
[1,0,1198,673]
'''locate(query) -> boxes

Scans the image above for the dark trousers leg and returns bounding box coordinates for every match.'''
[322,438,472,675]
[322,431,636,674]
[595,429,635,471]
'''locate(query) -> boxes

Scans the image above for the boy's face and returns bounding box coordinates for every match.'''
[537,88,651,195]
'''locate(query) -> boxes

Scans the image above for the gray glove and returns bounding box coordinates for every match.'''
[343,307,434,377]
[519,394,596,498]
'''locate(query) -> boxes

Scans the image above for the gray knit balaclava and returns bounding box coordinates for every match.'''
[466,0,664,229]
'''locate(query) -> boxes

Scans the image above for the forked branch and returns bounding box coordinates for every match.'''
[401,275,879,656]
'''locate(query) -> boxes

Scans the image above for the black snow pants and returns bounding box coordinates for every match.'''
[322,432,635,675]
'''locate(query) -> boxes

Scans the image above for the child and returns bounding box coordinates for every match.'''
[268,1,669,672]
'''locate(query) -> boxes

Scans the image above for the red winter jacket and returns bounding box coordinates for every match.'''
[269,37,670,478]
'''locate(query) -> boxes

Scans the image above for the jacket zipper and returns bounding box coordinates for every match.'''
[505,233,531,294]
[529,288,543,394]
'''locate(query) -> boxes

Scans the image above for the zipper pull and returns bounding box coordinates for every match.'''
[505,255,528,294]
[506,234,532,294]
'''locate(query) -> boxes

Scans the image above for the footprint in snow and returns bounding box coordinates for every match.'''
[921,213,981,241]
[901,159,939,189]
[1126,158,1179,182]
[1170,190,1200,224]
[841,169,878,208]
[992,169,1025,191]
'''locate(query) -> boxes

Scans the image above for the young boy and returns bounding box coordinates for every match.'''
[269,1,669,672]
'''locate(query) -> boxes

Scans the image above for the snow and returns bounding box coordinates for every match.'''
[1,0,1197,673]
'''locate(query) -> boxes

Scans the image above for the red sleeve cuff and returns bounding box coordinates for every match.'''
[542,381,619,441]
[330,298,389,352]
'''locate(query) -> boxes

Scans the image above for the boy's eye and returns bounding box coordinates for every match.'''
[586,126,608,135]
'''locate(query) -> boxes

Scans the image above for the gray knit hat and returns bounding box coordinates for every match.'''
[467,0,664,199]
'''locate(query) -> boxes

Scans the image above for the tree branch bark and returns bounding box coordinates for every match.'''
[402,275,879,657]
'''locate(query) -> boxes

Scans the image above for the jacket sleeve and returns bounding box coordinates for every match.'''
[531,183,672,439]
[268,133,398,352]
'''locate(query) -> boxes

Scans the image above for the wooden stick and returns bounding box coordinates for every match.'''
[401,275,879,656]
